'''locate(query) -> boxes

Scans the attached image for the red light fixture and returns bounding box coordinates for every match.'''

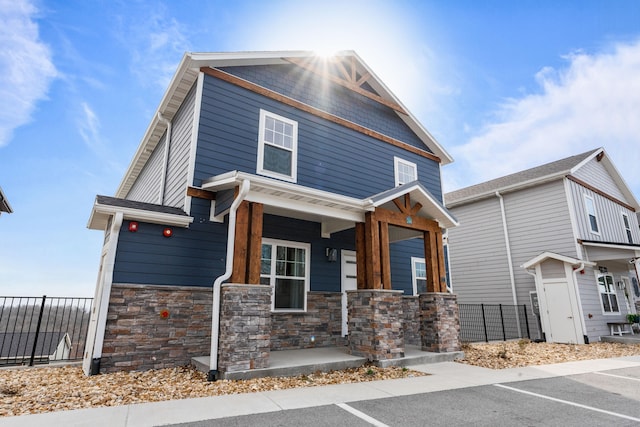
[163,227,173,238]
[128,221,138,232]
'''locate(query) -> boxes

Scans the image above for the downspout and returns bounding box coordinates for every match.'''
[496,191,522,336]
[570,261,588,344]
[208,179,250,381]
[157,112,172,205]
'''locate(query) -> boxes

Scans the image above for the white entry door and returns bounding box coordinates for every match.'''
[341,250,357,336]
[542,279,581,343]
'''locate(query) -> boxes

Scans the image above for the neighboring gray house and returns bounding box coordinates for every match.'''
[445,148,640,344]
[0,187,12,215]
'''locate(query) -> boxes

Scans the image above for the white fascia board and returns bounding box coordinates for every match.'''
[247,191,364,223]
[521,251,596,270]
[88,204,193,230]
[580,241,640,252]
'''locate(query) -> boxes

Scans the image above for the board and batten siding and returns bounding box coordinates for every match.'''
[568,179,640,244]
[163,82,197,209]
[572,157,627,202]
[447,197,514,304]
[127,133,166,204]
[194,74,443,201]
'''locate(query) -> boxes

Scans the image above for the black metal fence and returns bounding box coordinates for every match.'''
[0,296,93,366]
[459,303,531,343]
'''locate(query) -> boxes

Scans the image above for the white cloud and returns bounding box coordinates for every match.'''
[0,0,57,146]
[77,102,101,151]
[447,39,640,198]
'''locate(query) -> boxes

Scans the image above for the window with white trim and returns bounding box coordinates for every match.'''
[584,195,599,234]
[622,213,633,244]
[260,239,310,311]
[597,273,619,314]
[411,257,427,295]
[257,109,298,182]
[394,157,417,186]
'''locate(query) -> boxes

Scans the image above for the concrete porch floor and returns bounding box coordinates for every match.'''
[192,346,464,380]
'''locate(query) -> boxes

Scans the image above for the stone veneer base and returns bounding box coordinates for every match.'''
[420,292,461,353]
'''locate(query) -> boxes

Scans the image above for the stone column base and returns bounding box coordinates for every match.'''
[420,292,461,353]
[217,284,272,373]
[347,290,405,361]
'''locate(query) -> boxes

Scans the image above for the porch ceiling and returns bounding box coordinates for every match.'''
[580,240,640,262]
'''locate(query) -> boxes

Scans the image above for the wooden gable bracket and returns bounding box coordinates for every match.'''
[283,56,407,115]
[187,186,216,200]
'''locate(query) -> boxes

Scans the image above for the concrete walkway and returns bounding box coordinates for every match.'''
[2,355,640,427]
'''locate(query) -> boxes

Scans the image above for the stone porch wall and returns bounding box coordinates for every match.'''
[271,292,343,350]
[420,292,461,353]
[100,284,212,373]
[402,296,420,346]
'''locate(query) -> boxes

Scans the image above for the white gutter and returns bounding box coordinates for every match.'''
[208,179,250,380]
[496,191,518,306]
[157,112,172,205]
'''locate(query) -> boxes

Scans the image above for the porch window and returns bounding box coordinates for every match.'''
[597,274,619,314]
[584,195,599,234]
[622,213,633,244]
[394,157,417,186]
[411,257,427,295]
[260,239,309,311]
[257,109,298,182]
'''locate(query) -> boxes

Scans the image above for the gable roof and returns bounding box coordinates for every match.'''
[116,50,453,199]
[521,251,596,270]
[0,186,12,215]
[445,148,639,209]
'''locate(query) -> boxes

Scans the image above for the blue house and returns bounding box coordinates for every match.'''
[83,51,459,379]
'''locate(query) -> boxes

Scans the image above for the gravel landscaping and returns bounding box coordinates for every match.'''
[1,341,639,417]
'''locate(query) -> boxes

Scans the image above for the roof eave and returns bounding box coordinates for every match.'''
[88,201,193,230]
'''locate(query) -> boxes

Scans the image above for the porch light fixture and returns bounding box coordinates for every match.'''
[128,221,138,232]
[163,227,173,238]
[326,248,338,262]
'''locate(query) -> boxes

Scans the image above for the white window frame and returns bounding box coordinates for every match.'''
[257,109,298,183]
[260,238,310,312]
[584,195,600,235]
[394,156,417,187]
[411,257,427,295]
[622,212,633,244]
[597,273,620,315]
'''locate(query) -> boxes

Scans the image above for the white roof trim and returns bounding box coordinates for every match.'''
[521,251,596,270]
[580,240,640,252]
[88,201,194,230]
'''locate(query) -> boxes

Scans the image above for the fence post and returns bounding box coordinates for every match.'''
[523,305,530,339]
[29,295,46,366]
[499,304,506,341]
[481,304,488,342]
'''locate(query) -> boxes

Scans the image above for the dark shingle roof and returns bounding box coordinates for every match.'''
[445,148,601,207]
[96,195,189,216]
[0,186,12,214]
[0,332,69,358]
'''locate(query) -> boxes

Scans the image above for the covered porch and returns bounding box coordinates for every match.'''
[199,171,461,380]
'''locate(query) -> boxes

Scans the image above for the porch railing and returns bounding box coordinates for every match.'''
[0,296,93,366]
[458,303,531,343]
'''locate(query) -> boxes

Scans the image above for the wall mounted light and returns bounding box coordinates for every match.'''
[163,228,173,238]
[128,221,138,232]
[325,248,338,262]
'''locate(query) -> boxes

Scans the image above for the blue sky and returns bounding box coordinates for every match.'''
[1,0,639,297]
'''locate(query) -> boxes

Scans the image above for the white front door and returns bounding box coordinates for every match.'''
[542,279,581,344]
[341,250,357,336]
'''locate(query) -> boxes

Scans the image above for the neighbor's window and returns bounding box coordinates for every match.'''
[411,257,427,295]
[622,213,633,244]
[597,274,619,314]
[394,157,417,186]
[260,239,309,311]
[584,195,599,234]
[257,109,298,182]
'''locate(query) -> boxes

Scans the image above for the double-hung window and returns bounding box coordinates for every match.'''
[257,109,298,182]
[597,274,619,314]
[394,157,417,186]
[260,239,310,311]
[411,257,427,295]
[584,195,599,234]
[622,213,633,244]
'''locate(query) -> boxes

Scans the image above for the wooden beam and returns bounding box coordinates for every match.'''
[379,221,391,289]
[355,222,367,290]
[435,229,447,292]
[364,212,382,289]
[374,207,440,232]
[566,175,636,212]
[246,202,264,284]
[187,186,216,200]
[231,201,250,283]
[423,230,439,292]
[201,66,440,163]
[409,202,423,216]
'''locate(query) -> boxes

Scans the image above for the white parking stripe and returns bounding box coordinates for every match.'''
[494,384,640,422]
[336,403,390,427]
[593,371,640,382]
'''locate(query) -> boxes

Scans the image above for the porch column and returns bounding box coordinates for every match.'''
[423,229,447,292]
[419,292,460,353]
[231,201,263,284]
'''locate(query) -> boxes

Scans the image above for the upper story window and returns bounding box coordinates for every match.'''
[584,195,599,234]
[622,213,633,244]
[597,273,619,314]
[394,157,417,186]
[411,257,427,295]
[260,239,309,312]
[257,109,298,182]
